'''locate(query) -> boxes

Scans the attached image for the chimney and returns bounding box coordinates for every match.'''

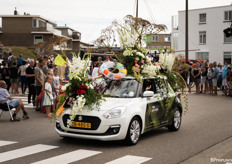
[14,7,18,15]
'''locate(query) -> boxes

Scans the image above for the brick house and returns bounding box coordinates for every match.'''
[0,11,80,52]
[146,34,171,55]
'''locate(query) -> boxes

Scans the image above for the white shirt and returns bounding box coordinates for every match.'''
[19,65,27,76]
[92,67,99,78]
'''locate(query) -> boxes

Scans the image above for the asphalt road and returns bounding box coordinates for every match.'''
[0,93,232,164]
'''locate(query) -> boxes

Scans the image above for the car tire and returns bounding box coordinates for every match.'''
[168,108,182,132]
[124,116,141,145]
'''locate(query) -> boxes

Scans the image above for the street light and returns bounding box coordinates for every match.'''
[185,0,189,61]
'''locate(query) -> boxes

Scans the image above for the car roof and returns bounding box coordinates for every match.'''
[122,76,167,80]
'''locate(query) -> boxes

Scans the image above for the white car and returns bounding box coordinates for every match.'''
[56,77,182,145]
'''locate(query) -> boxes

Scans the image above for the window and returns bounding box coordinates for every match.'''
[196,52,209,60]
[199,31,206,44]
[38,20,46,27]
[34,35,43,44]
[164,36,171,42]
[224,10,232,21]
[199,13,206,23]
[32,19,37,28]
[224,33,232,43]
[152,36,159,42]
[224,52,232,64]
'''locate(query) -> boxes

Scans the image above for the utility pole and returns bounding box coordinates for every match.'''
[136,0,138,18]
[185,0,189,61]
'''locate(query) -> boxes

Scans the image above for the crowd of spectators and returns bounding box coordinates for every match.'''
[179,60,232,96]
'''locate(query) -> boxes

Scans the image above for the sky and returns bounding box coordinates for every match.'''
[1,0,232,44]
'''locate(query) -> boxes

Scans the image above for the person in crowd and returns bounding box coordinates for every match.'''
[42,55,49,75]
[53,68,60,94]
[7,49,15,67]
[26,59,36,105]
[222,61,230,92]
[43,75,54,117]
[0,80,29,121]
[92,62,101,78]
[192,62,201,94]
[187,62,193,94]
[9,62,18,94]
[0,61,11,91]
[217,64,223,88]
[58,78,65,96]
[17,54,23,67]
[207,63,213,94]
[226,67,232,96]
[35,59,45,111]
[18,60,28,95]
[97,56,103,64]
[212,62,219,95]
[179,64,188,93]
[200,61,208,94]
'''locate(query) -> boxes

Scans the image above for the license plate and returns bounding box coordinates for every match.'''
[71,121,91,129]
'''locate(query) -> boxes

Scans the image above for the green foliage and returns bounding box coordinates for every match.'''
[56,94,66,109]
[5,46,36,59]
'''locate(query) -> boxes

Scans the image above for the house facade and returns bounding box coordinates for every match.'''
[0,11,81,51]
[172,4,232,64]
[146,34,171,55]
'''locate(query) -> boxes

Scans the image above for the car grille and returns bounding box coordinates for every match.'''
[62,114,101,130]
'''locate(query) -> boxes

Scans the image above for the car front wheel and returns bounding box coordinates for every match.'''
[125,117,141,145]
[168,109,182,131]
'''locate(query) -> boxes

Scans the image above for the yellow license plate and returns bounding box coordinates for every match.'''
[71,121,91,129]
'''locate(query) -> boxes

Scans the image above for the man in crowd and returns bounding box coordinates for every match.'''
[26,59,36,105]
[0,80,29,121]
[35,59,45,111]
[222,61,230,92]
[212,62,219,95]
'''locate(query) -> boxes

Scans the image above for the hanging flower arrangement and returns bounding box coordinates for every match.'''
[57,53,103,128]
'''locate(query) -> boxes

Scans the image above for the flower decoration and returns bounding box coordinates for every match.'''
[57,53,103,128]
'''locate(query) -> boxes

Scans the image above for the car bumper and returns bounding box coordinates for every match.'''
[55,111,130,141]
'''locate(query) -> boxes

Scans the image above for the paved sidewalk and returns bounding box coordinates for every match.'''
[180,136,232,164]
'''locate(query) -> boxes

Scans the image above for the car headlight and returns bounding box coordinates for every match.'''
[103,107,126,119]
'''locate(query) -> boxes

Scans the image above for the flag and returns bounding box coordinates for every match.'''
[54,54,66,66]
[56,103,65,117]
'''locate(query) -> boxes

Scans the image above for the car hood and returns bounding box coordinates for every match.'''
[88,98,132,111]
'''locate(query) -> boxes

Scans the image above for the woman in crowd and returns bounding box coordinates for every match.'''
[207,63,214,94]
[192,62,201,94]
[200,61,208,94]
[18,60,28,94]
[92,62,101,78]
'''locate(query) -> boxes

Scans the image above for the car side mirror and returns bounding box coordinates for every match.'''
[143,91,154,97]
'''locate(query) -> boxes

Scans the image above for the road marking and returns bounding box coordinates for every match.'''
[0,144,58,163]
[105,155,152,164]
[0,140,17,147]
[32,149,102,164]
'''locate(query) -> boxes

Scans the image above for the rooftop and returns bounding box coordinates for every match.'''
[179,4,232,12]
[0,15,56,25]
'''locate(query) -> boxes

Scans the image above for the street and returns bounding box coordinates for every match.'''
[0,94,232,164]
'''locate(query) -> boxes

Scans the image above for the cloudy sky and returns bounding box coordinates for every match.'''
[1,0,232,43]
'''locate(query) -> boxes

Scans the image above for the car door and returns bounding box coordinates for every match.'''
[143,79,165,132]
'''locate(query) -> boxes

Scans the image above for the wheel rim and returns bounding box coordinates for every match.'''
[174,110,181,129]
[130,120,140,143]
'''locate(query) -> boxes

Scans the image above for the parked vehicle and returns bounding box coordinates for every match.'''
[55,77,183,145]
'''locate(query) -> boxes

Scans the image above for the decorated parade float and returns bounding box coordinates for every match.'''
[54,15,187,145]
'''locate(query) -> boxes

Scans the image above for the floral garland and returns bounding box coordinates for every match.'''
[57,54,103,128]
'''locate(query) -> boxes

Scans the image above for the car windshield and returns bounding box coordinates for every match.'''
[104,79,139,98]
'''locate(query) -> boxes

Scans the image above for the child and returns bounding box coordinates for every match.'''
[43,75,53,117]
